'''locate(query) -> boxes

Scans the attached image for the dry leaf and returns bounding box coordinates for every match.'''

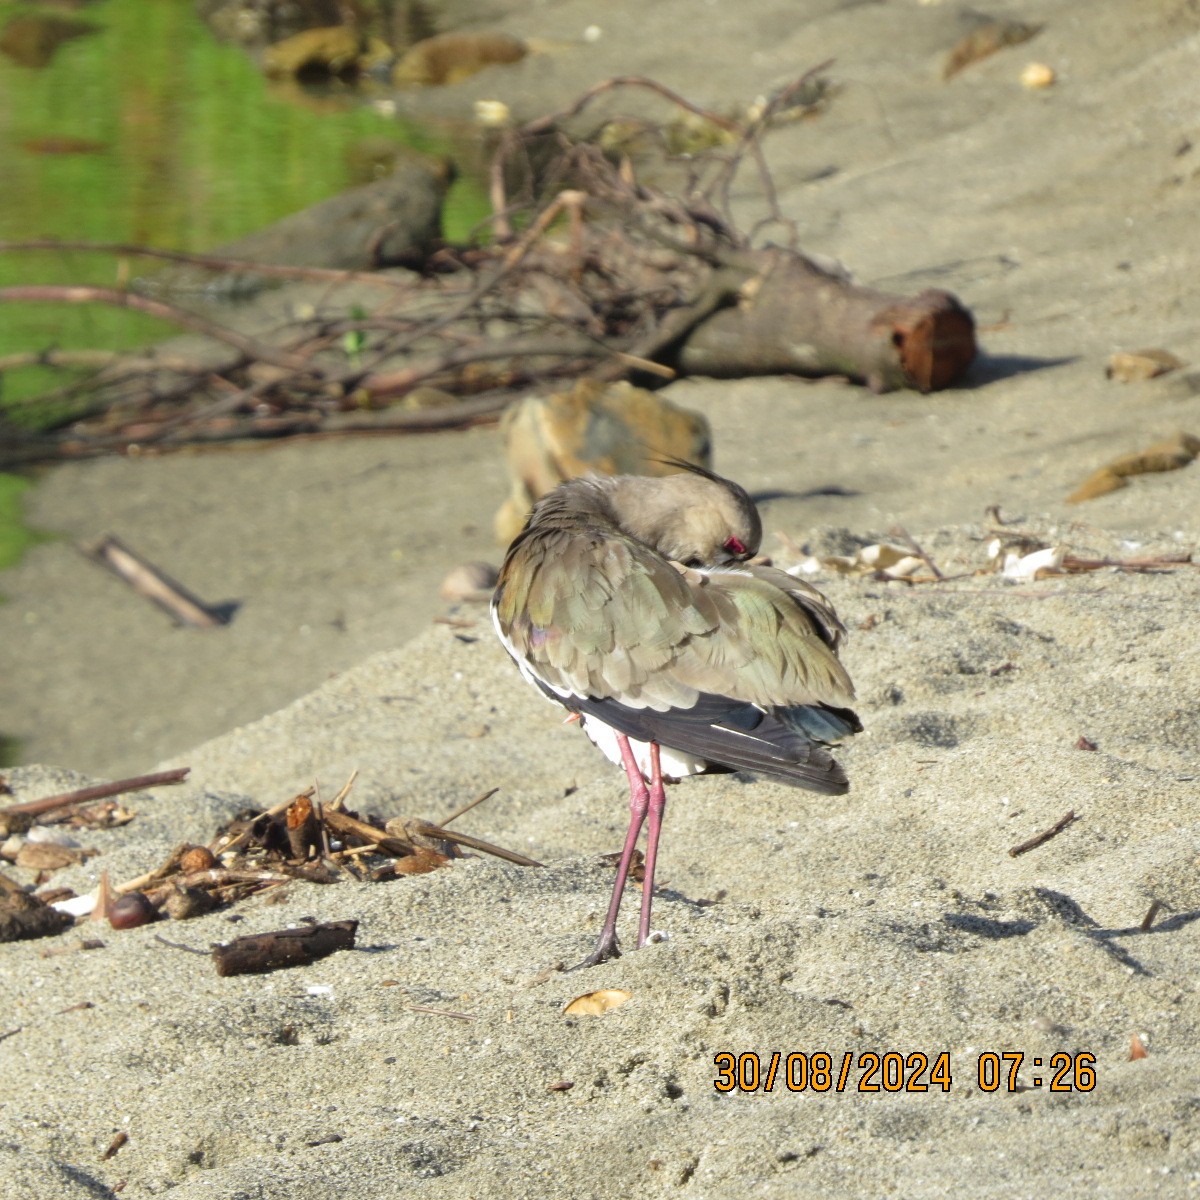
[15,842,91,872]
[563,988,632,1016]
[1068,431,1199,503]
[1129,1034,1149,1060]
[1106,349,1185,383]
[943,19,1042,80]
[393,847,450,875]
[1067,469,1126,503]
[1106,432,1200,476]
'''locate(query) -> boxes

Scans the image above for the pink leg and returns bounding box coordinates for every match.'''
[580,733,649,967]
[637,743,666,948]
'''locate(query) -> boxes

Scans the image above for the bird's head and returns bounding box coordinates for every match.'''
[602,462,762,567]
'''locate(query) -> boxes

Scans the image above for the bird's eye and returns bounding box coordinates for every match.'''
[723,536,747,556]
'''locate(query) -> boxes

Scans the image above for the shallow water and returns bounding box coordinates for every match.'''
[0,0,483,411]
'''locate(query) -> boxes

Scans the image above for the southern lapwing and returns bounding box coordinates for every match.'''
[492,464,860,966]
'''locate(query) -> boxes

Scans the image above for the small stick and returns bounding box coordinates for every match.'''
[1008,810,1078,857]
[0,284,316,373]
[890,524,944,580]
[176,868,292,889]
[101,1132,129,1161]
[153,933,208,955]
[406,1004,477,1022]
[327,769,358,813]
[113,843,189,897]
[79,535,225,628]
[334,843,381,859]
[406,819,542,869]
[0,768,189,819]
[0,240,415,289]
[1140,901,1163,932]
[322,807,416,858]
[441,787,500,827]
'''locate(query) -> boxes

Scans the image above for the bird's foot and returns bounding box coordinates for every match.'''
[571,930,622,970]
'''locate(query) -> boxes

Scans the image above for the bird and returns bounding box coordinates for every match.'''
[491,462,861,966]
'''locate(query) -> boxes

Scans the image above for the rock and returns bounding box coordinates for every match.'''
[0,873,73,942]
[216,158,452,269]
[136,159,453,303]
[494,380,712,543]
[439,561,499,602]
[393,32,527,87]
[261,25,392,79]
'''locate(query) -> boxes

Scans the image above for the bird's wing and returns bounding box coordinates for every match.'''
[494,526,714,709]
[494,528,855,714]
[736,563,848,650]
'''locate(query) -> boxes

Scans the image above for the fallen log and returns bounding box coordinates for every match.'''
[674,252,976,393]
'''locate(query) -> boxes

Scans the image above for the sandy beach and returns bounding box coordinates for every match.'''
[3,0,1200,1195]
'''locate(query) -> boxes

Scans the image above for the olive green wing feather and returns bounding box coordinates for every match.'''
[494,528,716,709]
[495,533,854,714]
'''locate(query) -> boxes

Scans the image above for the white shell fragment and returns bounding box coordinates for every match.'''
[788,542,927,580]
[1001,545,1065,580]
[52,893,98,918]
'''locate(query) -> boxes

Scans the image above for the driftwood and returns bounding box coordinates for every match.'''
[0,70,976,466]
[212,919,358,976]
[673,254,975,393]
[79,535,226,628]
[286,794,320,861]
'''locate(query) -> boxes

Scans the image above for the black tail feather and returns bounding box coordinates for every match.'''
[541,684,854,795]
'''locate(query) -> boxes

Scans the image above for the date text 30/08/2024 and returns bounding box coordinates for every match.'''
[713,1051,1098,1094]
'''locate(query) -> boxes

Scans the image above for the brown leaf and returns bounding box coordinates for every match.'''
[563,988,632,1016]
[1067,468,1126,503]
[15,842,91,872]
[943,19,1042,80]
[393,847,450,875]
[1068,431,1200,502]
[1106,349,1185,383]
